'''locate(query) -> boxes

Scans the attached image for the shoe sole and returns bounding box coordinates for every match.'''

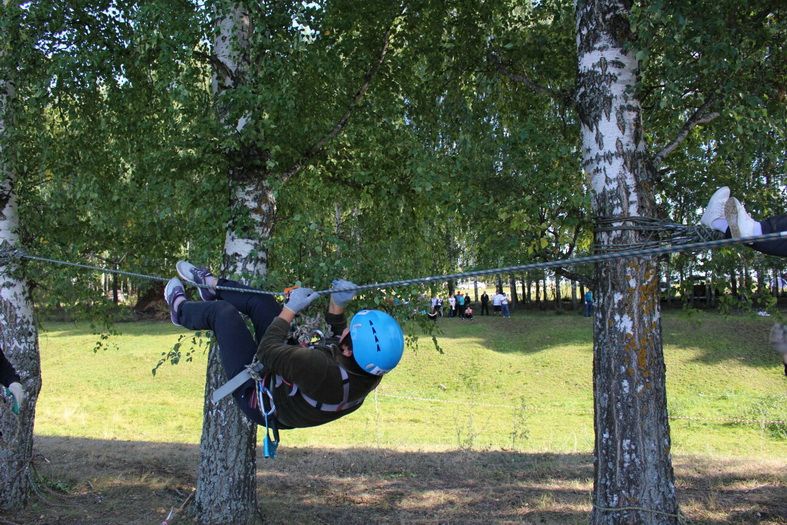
[700,187,730,227]
[176,261,195,282]
[725,198,742,239]
[164,279,185,326]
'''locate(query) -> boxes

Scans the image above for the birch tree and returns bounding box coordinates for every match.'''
[0,0,41,510]
[193,4,260,523]
[575,1,678,522]
[195,2,404,522]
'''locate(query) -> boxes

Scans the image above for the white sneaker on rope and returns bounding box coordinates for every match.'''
[724,197,757,239]
[700,186,730,232]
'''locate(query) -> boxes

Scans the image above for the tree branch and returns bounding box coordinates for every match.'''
[281,4,407,183]
[652,97,720,167]
[488,50,574,108]
[553,266,594,288]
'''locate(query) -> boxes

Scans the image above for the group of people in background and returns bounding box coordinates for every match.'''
[429,290,511,320]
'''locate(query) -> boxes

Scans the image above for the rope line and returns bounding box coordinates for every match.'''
[2,229,786,297]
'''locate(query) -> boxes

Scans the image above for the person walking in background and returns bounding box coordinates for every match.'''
[480,291,490,315]
[584,289,594,317]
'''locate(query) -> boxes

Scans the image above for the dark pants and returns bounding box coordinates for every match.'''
[481,302,489,315]
[747,215,787,257]
[177,278,282,425]
[584,302,593,317]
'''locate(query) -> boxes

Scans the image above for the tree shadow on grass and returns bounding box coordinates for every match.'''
[661,312,782,370]
[5,436,785,525]
[424,312,594,356]
[431,310,786,374]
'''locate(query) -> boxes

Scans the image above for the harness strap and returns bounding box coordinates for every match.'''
[299,366,365,412]
[212,361,264,404]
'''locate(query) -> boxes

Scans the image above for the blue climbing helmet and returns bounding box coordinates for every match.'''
[349,310,404,376]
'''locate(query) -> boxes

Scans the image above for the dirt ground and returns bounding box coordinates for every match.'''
[1,436,785,525]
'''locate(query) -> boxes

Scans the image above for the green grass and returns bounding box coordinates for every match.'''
[35,310,787,457]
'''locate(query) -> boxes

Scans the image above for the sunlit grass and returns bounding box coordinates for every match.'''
[35,310,787,456]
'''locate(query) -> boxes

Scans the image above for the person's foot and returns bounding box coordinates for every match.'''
[700,186,730,232]
[176,260,217,301]
[164,278,186,326]
[725,197,757,239]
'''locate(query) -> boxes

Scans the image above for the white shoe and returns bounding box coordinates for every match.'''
[700,186,730,231]
[725,197,756,239]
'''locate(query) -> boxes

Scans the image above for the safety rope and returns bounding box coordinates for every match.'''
[1,228,785,298]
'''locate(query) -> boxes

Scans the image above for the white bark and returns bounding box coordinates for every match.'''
[223,180,275,278]
[0,71,41,510]
[576,1,679,524]
[194,4,261,524]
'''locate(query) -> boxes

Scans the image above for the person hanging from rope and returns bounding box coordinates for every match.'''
[701,186,787,257]
[163,262,405,434]
[1,348,24,415]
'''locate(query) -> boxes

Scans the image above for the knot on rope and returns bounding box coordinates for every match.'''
[290,313,333,346]
[593,217,723,254]
[0,244,24,265]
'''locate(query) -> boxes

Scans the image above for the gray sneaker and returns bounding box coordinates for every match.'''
[176,260,217,301]
[164,278,186,326]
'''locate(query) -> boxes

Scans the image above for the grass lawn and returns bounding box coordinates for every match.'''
[35,309,787,457]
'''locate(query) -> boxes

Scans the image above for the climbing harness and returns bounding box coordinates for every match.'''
[211,361,263,404]
[240,360,280,459]
[213,328,372,458]
[254,378,279,459]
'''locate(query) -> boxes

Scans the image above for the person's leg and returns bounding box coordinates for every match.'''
[177,300,264,424]
[749,214,787,257]
[178,300,258,379]
[213,278,282,343]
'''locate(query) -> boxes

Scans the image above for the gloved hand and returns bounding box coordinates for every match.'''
[330,279,357,308]
[283,287,320,314]
[769,323,787,355]
[7,382,24,414]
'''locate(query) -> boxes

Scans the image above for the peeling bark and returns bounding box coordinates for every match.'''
[576,1,679,524]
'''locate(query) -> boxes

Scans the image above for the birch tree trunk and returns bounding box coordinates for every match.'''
[194,4,261,523]
[575,1,679,523]
[0,55,41,511]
